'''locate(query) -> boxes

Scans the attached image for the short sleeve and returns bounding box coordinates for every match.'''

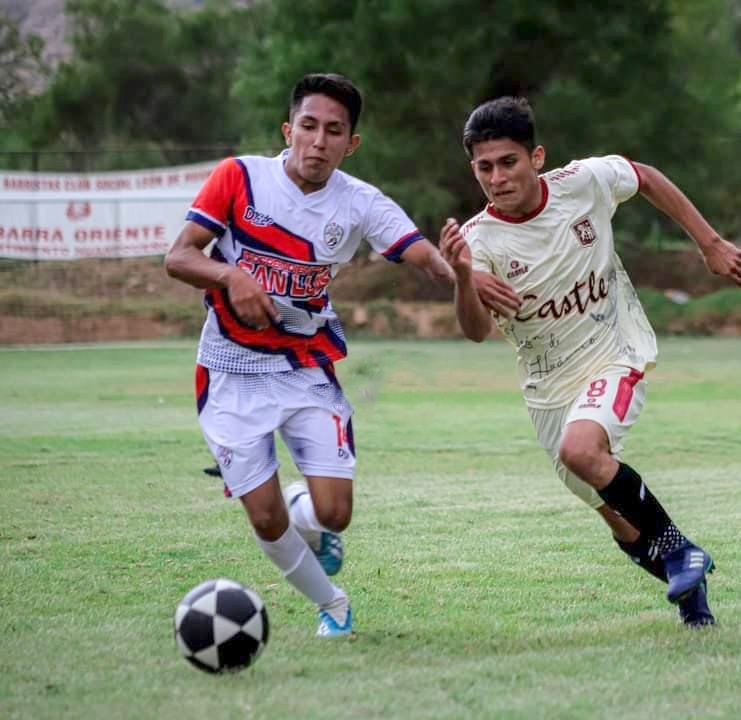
[581,155,640,214]
[470,238,495,273]
[362,191,424,263]
[186,158,243,237]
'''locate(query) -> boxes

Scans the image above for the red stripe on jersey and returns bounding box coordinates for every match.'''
[190,158,250,227]
[612,368,644,421]
[232,217,316,262]
[195,364,209,414]
[207,289,346,368]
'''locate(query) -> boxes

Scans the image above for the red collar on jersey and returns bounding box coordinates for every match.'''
[486,177,549,224]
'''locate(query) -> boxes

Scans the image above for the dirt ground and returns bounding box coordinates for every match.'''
[1,248,738,344]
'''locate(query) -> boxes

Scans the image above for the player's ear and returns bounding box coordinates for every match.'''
[531,145,545,171]
[344,134,361,157]
[281,122,292,147]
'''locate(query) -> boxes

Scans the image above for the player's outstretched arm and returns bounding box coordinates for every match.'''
[165,221,280,329]
[439,218,494,342]
[634,162,741,286]
[400,238,456,283]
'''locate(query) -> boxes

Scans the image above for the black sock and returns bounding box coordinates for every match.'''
[615,536,667,582]
[598,462,685,559]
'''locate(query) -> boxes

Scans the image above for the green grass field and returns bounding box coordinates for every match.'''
[2,338,740,720]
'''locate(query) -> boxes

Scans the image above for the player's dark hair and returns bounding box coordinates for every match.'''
[463,96,536,157]
[289,73,363,134]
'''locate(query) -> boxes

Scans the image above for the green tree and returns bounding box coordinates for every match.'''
[20,0,258,168]
[0,13,47,128]
[233,0,741,239]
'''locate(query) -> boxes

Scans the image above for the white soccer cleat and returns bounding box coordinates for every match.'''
[317,597,353,638]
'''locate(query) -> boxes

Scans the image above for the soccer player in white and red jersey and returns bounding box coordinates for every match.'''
[166,74,518,638]
[440,96,741,627]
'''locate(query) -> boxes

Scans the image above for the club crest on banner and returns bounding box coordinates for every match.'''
[66,201,92,221]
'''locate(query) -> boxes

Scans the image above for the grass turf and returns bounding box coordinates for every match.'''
[1,337,740,720]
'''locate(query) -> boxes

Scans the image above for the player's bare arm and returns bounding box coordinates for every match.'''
[471,271,522,319]
[165,221,281,329]
[439,218,493,342]
[439,218,521,320]
[399,237,455,283]
[634,162,741,286]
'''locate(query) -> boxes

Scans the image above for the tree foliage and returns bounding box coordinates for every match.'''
[0,12,47,127]
[4,0,741,236]
[233,0,741,236]
[20,0,258,166]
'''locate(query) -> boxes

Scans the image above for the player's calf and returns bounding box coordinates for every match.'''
[615,535,667,582]
[600,463,714,604]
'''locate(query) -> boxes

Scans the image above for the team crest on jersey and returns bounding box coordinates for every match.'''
[506,259,530,279]
[244,205,274,227]
[323,222,344,249]
[572,217,597,247]
[217,445,233,469]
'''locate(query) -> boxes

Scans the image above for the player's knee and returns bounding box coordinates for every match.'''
[246,505,288,541]
[558,439,600,478]
[315,500,352,533]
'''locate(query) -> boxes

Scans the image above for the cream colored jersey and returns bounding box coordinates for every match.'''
[463,155,657,409]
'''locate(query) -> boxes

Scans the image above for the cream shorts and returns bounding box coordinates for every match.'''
[195,364,355,499]
[528,365,647,509]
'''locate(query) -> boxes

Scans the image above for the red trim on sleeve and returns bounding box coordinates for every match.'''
[623,157,643,193]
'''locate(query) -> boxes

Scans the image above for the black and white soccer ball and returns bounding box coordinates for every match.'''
[174,578,269,673]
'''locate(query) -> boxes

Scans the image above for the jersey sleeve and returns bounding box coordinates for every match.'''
[362,191,424,263]
[582,155,640,215]
[185,158,243,237]
[462,219,503,277]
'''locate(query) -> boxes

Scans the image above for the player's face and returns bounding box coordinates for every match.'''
[470,138,545,217]
[282,94,360,194]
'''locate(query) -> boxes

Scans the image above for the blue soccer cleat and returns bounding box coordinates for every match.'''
[314,531,344,576]
[317,602,353,638]
[664,540,714,604]
[677,580,715,628]
[283,481,344,576]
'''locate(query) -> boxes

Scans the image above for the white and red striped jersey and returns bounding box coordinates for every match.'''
[463,155,658,409]
[186,152,423,373]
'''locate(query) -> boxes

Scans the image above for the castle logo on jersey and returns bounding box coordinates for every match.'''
[323,222,344,249]
[506,259,530,279]
[243,205,275,227]
[571,217,597,247]
[516,270,608,322]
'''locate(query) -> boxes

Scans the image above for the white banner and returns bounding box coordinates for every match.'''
[0,161,218,260]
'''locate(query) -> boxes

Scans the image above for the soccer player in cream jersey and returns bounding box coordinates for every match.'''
[166,75,521,638]
[440,96,741,627]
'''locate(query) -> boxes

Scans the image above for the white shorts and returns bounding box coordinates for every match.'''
[528,365,647,509]
[195,364,355,499]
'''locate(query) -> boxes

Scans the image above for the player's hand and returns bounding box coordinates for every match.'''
[226,267,281,330]
[439,218,473,276]
[702,237,741,286]
[472,271,522,319]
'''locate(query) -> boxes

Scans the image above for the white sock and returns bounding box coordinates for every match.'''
[289,491,330,534]
[256,525,344,608]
